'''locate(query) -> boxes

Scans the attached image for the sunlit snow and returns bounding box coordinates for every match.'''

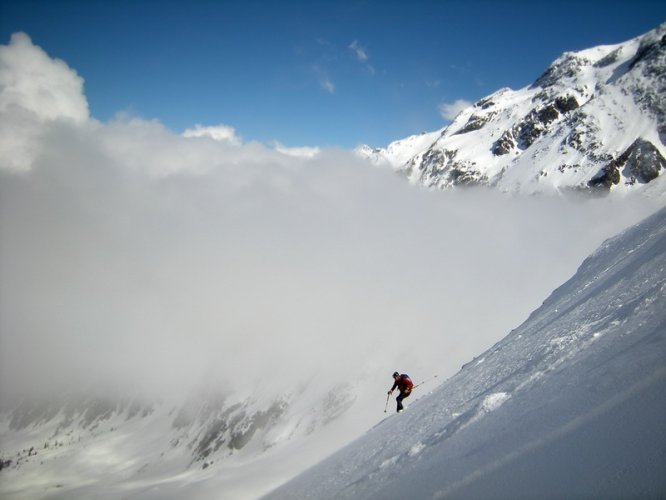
[265,206,666,500]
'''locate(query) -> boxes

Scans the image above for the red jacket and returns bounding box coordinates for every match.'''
[391,374,413,393]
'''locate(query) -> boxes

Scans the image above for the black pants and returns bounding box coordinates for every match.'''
[396,390,411,412]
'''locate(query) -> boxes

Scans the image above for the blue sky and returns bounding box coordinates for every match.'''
[1,0,665,148]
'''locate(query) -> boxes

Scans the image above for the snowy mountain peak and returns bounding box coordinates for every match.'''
[359,23,666,196]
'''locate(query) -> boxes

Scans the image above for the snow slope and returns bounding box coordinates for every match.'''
[359,23,666,196]
[264,205,666,499]
[0,380,377,499]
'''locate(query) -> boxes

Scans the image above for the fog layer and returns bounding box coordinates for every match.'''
[0,33,661,404]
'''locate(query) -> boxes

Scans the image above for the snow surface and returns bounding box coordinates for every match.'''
[264,205,666,499]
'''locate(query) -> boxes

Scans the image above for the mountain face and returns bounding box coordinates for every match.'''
[0,382,359,499]
[358,23,666,195]
[265,206,666,500]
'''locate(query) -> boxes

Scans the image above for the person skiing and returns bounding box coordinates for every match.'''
[388,371,413,413]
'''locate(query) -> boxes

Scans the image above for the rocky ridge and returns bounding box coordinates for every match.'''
[359,23,666,195]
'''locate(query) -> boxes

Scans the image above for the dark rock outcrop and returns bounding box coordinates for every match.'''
[589,138,665,189]
[492,130,515,156]
[554,95,580,113]
[455,112,495,135]
[618,138,665,184]
[532,53,591,88]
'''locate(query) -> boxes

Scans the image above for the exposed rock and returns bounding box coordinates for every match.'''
[594,47,623,68]
[532,53,592,88]
[629,33,666,70]
[186,396,289,462]
[419,148,454,177]
[492,130,515,156]
[554,95,580,113]
[493,103,566,156]
[588,163,620,190]
[537,104,560,124]
[320,386,355,425]
[474,96,496,109]
[192,414,230,461]
[455,112,495,135]
[448,163,487,186]
[81,398,118,429]
[589,139,664,189]
[563,127,587,152]
[627,32,666,144]
[228,400,287,451]
[9,400,61,430]
[617,138,665,184]
[409,147,488,188]
[514,105,560,150]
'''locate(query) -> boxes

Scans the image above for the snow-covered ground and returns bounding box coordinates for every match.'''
[264,205,666,499]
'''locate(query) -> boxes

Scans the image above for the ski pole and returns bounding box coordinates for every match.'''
[413,374,438,390]
[384,392,391,413]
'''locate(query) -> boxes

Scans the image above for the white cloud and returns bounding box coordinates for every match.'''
[312,64,335,93]
[183,124,242,145]
[321,78,335,93]
[0,32,88,123]
[438,99,473,121]
[349,40,376,76]
[349,40,368,62]
[315,37,334,49]
[0,32,89,170]
[273,141,320,158]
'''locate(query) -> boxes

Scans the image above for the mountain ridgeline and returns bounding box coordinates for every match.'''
[359,23,666,195]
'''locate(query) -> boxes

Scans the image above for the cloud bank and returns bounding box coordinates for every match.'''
[182,123,242,145]
[0,33,660,406]
[0,32,89,172]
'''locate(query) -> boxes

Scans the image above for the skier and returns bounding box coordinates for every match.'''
[388,371,413,413]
